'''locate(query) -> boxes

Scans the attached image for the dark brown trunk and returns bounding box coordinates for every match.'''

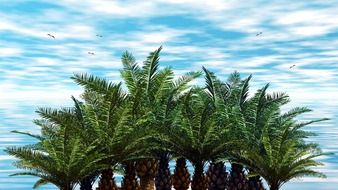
[135,159,158,190]
[227,163,248,190]
[269,182,280,190]
[121,161,140,190]
[207,162,228,190]
[140,177,155,190]
[191,162,207,190]
[61,183,72,190]
[155,153,172,190]
[248,175,265,190]
[80,172,98,190]
[96,169,118,190]
[172,158,191,190]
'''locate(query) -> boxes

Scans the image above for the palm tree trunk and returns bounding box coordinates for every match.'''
[155,152,172,190]
[172,158,191,190]
[191,162,207,190]
[80,172,98,190]
[248,175,265,190]
[136,159,158,190]
[140,177,155,190]
[121,161,140,190]
[227,163,248,190]
[61,183,73,190]
[80,177,92,190]
[207,161,227,190]
[269,182,280,190]
[97,169,118,190]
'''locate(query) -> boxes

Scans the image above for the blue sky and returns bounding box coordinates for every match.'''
[0,0,338,189]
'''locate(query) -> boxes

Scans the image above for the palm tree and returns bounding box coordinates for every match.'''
[71,94,103,190]
[6,106,107,190]
[119,47,201,190]
[72,74,155,190]
[240,85,288,190]
[233,97,330,190]
[221,72,283,190]
[158,67,241,190]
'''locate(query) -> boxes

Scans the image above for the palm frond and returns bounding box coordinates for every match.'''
[10,130,44,141]
[33,178,49,189]
[202,66,217,102]
[239,74,252,110]
[120,51,141,95]
[71,73,122,96]
[142,46,162,96]
[227,71,241,86]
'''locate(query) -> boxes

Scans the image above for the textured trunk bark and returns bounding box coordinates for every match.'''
[227,163,248,190]
[248,175,265,190]
[155,152,172,190]
[172,158,191,190]
[140,177,155,190]
[121,161,140,190]
[97,169,118,190]
[207,161,227,190]
[191,162,207,190]
[136,159,158,190]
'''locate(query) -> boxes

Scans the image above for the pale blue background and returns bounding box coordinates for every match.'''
[0,0,338,189]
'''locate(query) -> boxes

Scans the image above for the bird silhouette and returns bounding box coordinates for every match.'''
[88,52,95,55]
[96,34,103,37]
[47,33,55,39]
[256,32,263,36]
[289,64,296,69]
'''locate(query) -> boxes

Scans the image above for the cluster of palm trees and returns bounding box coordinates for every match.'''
[6,47,329,190]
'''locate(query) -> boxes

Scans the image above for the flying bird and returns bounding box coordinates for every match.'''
[289,64,296,69]
[256,32,263,36]
[96,34,103,37]
[88,52,95,55]
[47,33,55,39]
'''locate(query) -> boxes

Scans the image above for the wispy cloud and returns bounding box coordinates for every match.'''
[0,47,22,57]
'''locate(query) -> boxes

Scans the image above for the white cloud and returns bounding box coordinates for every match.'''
[0,16,95,40]
[34,57,60,66]
[0,155,15,161]
[131,28,198,44]
[276,10,331,25]
[290,25,332,36]
[0,47,22,57]
[52,0,176,17]
[0,83,82,109]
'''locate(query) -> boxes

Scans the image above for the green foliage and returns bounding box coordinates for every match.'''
[72,72,156,163]
[158,68,239,166]
[227,79,329,190]
[6,106,108,190]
